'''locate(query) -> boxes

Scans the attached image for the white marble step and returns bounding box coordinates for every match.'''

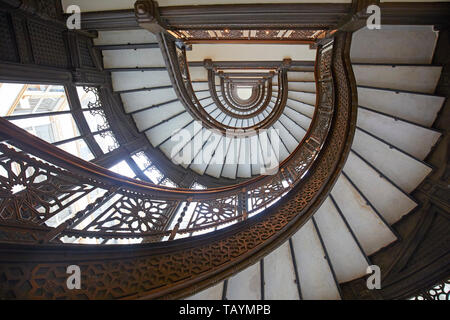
[313,197,369,283]
[357,86,444,127]
[291,220,341,300]
[191,82,210,91]
[357,107,441,160]
[94,30,157,45]
[287,72,315,82]
[249,134,266,176]
[205,136,232,178]
[189,67,209,82]
[112,70,172,92]
[121,88,177,114]
[284,108,312,131]
[159,120,203,161]
[331,175,398,255]
[351,25,438,65]
[226,262,262,300]
[353,65,442,94]
[179,128,213,169]
[287,97,315,118]
[132,100,185,133]
[343,151,417,225]
[191,131,225,176]
[287,81,316,93]
[288,91,316,106]
[146,112,193,148]
[102,48,165,69]
[264,241,300,300]
[352,128,432,193]
[279,114,307,142]
[272,121,298,153]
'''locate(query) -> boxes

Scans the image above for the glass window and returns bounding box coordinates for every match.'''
[94,131,119,153]
[109,160,136,178]
[160,178,178,188]
[0,83,93,160]
[191,182,207,190]
[132,151,152,171]
[144,165,164,184]
[11,113,80,144]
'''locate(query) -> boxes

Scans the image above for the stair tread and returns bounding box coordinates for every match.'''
[291,220,341,300]
[264,241,300,300]
[111,70,172,92]
[314,198,369,283]
[94,29,157,46]
[353,128,432,194]
[357,86,445,127]
[351,26,438,65]
[343,151,418,225]
[102,49,165,69]
[353,64,442,94]
[357,107,441,160]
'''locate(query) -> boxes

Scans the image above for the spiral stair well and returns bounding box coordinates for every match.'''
[0,0,448,300]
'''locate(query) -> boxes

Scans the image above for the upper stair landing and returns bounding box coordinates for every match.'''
[351,25,438,65]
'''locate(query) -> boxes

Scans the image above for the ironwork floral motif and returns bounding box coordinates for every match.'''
[410,279,450,300]
[85,195,177,233]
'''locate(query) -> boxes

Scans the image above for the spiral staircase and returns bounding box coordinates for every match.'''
[183,25,444,300]
[0,0,448,300]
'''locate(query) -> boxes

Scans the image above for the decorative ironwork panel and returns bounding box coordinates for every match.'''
[83,195,178,233]
[27,20,68,68]
[410,279,450,300]
[79,38,96,68]
[0,144,96,225]
[187,196,238,229]
[0,11,19,62]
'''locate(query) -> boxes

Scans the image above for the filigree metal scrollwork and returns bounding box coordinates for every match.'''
[83,195,177,233]
[0,144,97,225]
[82,86,119,151]
[188,196,238,229]
[410,279,450,300]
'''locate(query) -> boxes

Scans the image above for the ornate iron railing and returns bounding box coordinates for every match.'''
[0,32,357,299]
[0,39,332,245]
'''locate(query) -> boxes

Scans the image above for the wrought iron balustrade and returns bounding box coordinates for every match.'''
[0,39,334,246]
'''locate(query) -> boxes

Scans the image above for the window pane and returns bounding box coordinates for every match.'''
[83,110,109,132]
[144,165,164,184]
[94,131,119,153]
[0,83,69,117]
[132,151,152,171]
[160,178,178,188]
[0,82,96,161]
[76,86,100,109]
[58,139,94,161]
[109,160,135,178]
[10,113,80,144]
